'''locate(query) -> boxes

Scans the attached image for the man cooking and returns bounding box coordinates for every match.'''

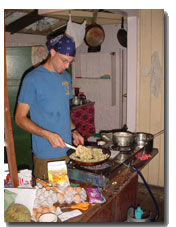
[15,35,84,180]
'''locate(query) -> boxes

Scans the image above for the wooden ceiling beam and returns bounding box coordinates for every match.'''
[38,9,127,21]
[5,9,44,34]
[16,19,67,37]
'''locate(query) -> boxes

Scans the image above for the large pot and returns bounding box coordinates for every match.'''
[113,131,134,147]
[134,132,154,153]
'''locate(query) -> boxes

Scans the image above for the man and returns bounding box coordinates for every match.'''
[15,35,84,180]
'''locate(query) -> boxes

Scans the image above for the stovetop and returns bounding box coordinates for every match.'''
[67,143,145,188]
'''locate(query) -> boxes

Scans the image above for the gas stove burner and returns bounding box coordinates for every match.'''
[109,144,133,152]
[115,152,131,163]
[79,162,111,172]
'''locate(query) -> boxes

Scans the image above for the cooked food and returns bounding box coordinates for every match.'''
[70,146,109,163]
[75,145,93,160]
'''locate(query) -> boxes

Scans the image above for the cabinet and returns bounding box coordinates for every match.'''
[71,102,96,139]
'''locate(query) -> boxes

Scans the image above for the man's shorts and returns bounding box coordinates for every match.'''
[33,154,69,181]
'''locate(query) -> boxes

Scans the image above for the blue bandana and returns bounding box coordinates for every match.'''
[47,35,76,57]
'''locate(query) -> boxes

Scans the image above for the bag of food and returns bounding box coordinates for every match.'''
[86,187,106,203]
[48,161,70,188]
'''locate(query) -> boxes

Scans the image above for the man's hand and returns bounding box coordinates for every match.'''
[46,132,66,148]
[72,131,84,146]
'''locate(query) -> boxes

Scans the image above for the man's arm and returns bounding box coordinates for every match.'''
[15,102,66,148]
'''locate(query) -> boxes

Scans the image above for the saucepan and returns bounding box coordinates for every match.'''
[134,130,164,153]
[67,146,111,166]
[113,131,134,147]
[100,125,128,143]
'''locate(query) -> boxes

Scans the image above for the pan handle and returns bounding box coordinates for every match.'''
[121,17,124,29]
[153,130,164,138]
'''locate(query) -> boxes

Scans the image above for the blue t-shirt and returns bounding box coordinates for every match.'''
[18,65,73,159]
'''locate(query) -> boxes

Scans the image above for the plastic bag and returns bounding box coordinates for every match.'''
[65,16,86,48]
[48,161,70,188]
[86,187,106,203]
[4,190,17,212]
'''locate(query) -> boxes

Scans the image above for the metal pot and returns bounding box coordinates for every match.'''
[79,94,87,104]
[134,130,164,153]
[72,96,81,106]
[113,131,134,147]
[134,132,154,153]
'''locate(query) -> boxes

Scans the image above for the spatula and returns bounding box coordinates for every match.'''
[65,143,77,150]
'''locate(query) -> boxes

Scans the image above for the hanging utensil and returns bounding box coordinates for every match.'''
[84,10,105,48]
[117,17,127,48]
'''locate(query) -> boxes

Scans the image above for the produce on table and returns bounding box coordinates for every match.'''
[5,203,31,222]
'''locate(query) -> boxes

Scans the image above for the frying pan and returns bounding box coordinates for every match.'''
[85,23,105,47]
[117,17,127,48]
[67,146,111,166]
[84,10,105,48]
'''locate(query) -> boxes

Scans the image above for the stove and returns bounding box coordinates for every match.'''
[67,143,146,188]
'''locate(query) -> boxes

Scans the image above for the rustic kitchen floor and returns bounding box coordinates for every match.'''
[136,182,165,223]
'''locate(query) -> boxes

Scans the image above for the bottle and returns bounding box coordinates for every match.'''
[135,206,143,219]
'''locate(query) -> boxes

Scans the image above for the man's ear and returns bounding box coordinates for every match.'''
[50,48,56,57]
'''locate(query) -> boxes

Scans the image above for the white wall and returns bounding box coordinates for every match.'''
[72,24,127,132]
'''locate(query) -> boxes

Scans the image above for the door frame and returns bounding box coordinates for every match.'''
[127,15,138,132]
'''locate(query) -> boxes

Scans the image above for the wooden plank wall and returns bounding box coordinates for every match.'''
[137,10,164,187]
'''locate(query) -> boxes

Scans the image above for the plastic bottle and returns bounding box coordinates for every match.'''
[135,206,143,219]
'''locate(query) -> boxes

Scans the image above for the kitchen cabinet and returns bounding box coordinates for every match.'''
[70,101,96,139]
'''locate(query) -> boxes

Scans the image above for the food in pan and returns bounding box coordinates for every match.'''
[75,145,93,160]
[70,145,109,163]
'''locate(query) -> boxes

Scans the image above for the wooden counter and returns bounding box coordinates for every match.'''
[56,148,158,222]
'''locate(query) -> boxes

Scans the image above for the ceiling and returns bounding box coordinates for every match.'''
[4,9,132,39]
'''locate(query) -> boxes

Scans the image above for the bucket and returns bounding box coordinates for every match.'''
[126,206,152,222]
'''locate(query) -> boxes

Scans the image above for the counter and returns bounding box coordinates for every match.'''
[55,148,158,222]
[6,148,158,223]
[70,101,95,110]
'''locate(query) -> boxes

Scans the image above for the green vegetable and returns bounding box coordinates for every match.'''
[5,203,31,222]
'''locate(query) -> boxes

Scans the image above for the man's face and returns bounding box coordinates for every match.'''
[51,50,74,74]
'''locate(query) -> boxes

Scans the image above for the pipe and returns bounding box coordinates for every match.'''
[124,163,159,222]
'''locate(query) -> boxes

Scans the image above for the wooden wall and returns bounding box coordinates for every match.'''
[137,10,164,187]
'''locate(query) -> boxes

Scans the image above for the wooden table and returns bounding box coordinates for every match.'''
[55,148,158,222]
